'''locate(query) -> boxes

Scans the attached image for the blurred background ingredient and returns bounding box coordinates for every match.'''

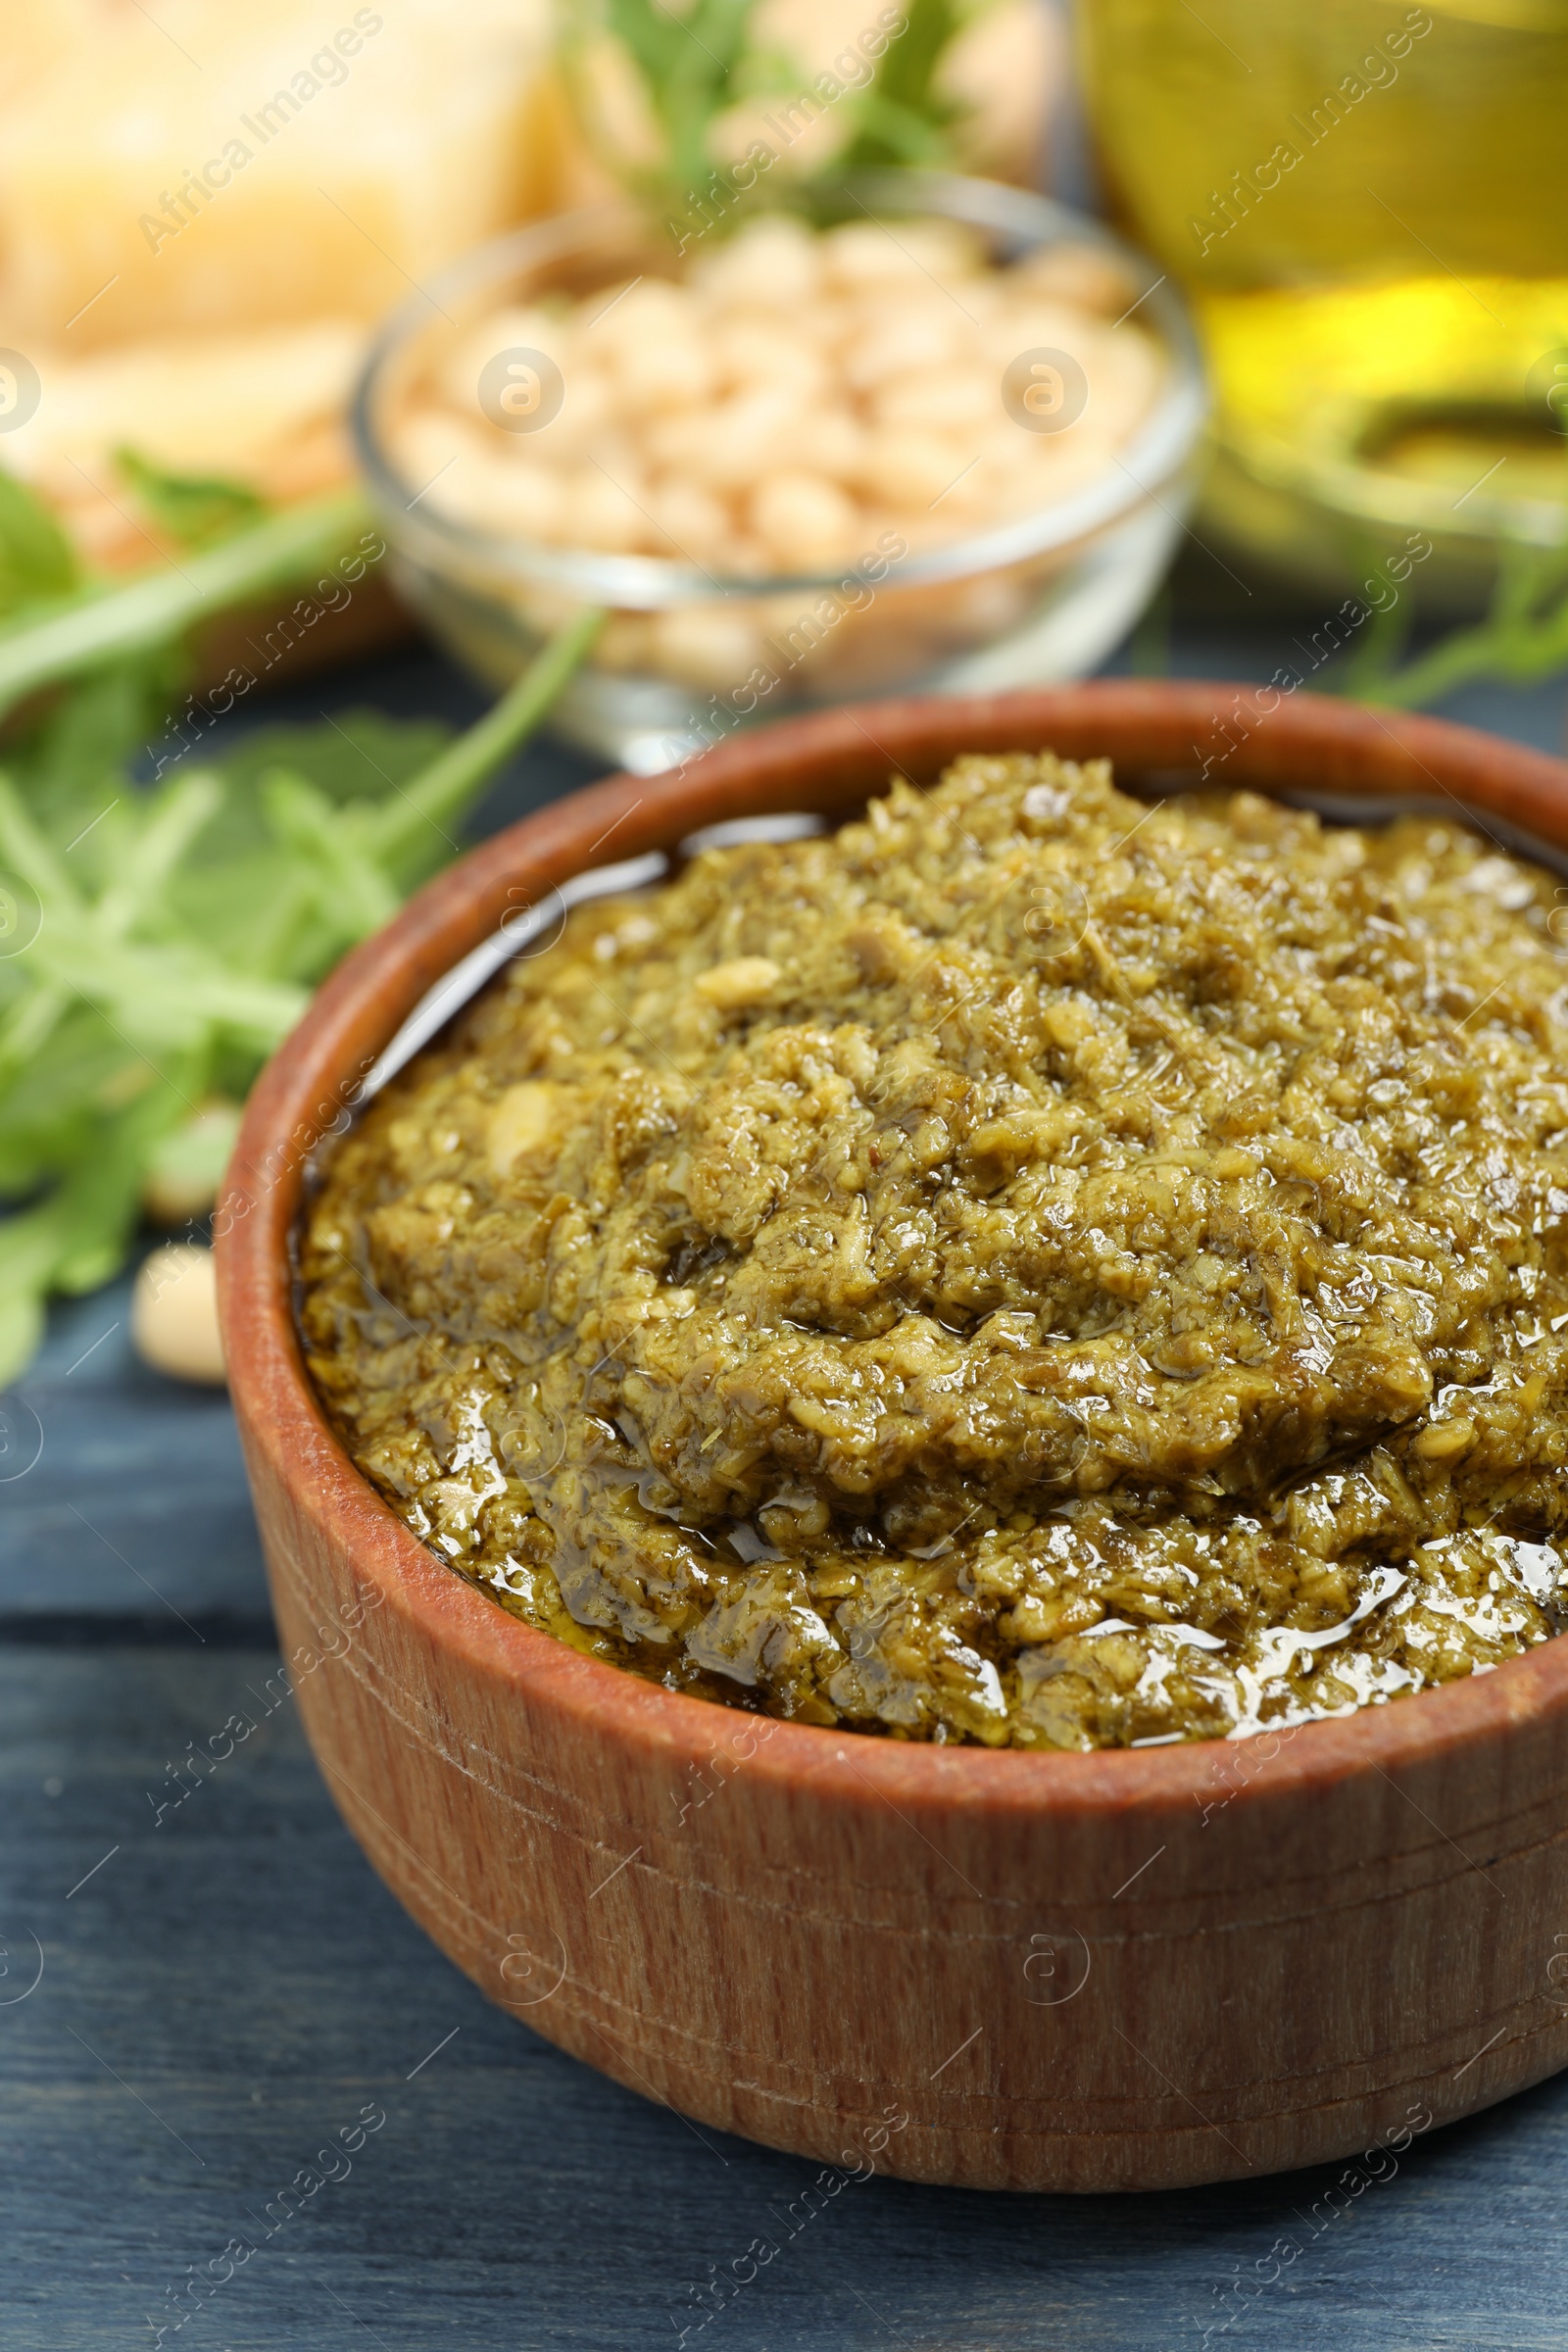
[360,183,1200,768]
[131,1240,225,1384]
[1078,0,1568,617]
[0,498,600,1385]
[0,0,1049,1386]
[1,0,1566,1390]
[0,0,1054,582]
[556,0,1058,221]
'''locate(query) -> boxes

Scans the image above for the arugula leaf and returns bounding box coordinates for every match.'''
[836,0,966,176]
[260,767,402,940]
[0,484,372,722]
[564,0,977,231]
[186,709,453,874]
[0,1005,152,1195]
[0,604,605,1388]
[568,0,759,215]
[212,709,453,810]
[116,447,267,548]
[0,1056,200,1380]
[1338,527,1568,708]
[0,467,80,621]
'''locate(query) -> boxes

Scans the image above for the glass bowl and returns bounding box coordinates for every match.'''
[352,172,1207,772]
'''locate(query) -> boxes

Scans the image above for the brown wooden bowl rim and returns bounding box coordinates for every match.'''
[218,679,1568,1826]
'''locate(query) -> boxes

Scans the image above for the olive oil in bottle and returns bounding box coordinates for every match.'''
[1076,0,1568,605]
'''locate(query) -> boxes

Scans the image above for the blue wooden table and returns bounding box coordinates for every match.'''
[5,618,1568,2352]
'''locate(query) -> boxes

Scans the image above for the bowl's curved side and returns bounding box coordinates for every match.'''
[219,684,1568,2191]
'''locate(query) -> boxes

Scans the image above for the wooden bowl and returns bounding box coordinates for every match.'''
[218,683,1568,2193]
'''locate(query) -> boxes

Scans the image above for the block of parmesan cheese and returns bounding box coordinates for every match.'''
[0,0,1056,582]
[0,320,363,569]
[0,0,558,349]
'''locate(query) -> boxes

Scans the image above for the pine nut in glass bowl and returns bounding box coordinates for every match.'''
[351,173,1207,772]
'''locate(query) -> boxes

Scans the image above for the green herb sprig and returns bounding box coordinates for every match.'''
[1346,532,1568,709]
[564,0,980,236]
[0,466,602,1384]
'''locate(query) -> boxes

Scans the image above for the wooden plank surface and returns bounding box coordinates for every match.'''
[5,1641,1568,2352]
[4,642,1568,2348]
[9,1637,1568,2352]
